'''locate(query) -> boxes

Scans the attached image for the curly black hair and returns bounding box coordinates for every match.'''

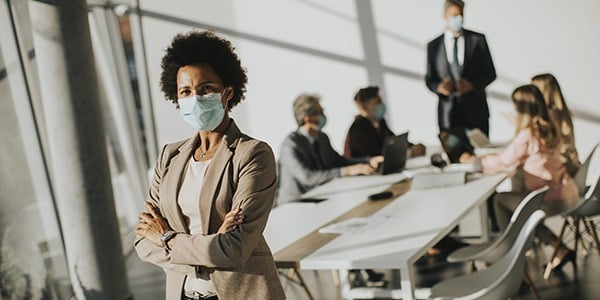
[159,30,248,111]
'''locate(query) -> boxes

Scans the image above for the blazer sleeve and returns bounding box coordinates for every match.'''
[168,142,277,268]
[425,40,442,94]
[133,144,198,277]
[470,34,496,91]
[322,133,364,166]
[279,137,342,187]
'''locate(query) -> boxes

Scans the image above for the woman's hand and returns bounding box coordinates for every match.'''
[218,208,244,234]
[135,201,172,247]
[459,152,476,163]
[410,143,427,157]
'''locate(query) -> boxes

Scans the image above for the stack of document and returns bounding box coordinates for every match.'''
[318,215,391,235]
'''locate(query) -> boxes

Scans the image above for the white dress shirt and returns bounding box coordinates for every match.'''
[444,30,465,66]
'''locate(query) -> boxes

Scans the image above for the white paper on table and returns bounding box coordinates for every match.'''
[318,215,391,235]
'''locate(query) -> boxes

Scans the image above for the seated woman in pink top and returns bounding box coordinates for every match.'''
[464,84,579,272]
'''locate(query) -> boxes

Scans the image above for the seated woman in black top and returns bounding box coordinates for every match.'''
[344,86,425,159]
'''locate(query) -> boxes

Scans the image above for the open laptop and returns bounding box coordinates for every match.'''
[378,132,409,175]
[466,128,504,149]
[437,128,473,163]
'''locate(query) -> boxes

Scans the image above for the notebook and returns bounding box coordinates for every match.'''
[378,132,409,175]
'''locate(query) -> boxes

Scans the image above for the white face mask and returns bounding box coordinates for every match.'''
[178,93,225,131]
[448,15,463,32]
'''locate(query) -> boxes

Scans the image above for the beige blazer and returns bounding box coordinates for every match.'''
[134,120,285,300]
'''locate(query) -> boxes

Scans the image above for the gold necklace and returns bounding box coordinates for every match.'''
[196,145,218,159]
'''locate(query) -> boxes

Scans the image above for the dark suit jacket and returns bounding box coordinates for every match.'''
[134,120,285,300]
[425,29,496,135]
[277,130,363,205]
[343,115,394,158]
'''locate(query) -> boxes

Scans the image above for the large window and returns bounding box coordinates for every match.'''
[0,0,156,297]
[0,2,71,297]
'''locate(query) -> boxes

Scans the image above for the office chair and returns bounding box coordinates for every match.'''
[544,143,600,279]
[446,186,548,299]
[429,210,546,300]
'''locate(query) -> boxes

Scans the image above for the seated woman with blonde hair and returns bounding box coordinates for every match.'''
[463,84,579,273]
[531,73,581,177]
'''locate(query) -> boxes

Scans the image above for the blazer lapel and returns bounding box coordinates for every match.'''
[199,120,240,235]
[437,38,451,79]
[461,31,472,75]
[161,136,197,233]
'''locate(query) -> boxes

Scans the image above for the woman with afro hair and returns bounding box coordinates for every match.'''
[134,30,285,300]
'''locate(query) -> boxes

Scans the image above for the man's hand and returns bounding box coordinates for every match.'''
[437,77,454,96]
[456,79,474,95]
[343,163,376,176]
[135,201,172,247]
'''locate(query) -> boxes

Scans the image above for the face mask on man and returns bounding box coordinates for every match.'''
[373,103,386,120]
[178,93,225,131]
[317,114,327,130]
[448,15,463,32]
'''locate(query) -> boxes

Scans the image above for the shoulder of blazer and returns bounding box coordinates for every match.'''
[427,34,444,49]
[463,29,486,41]
[216,120,274,165]
[158,137,194,169]
[283,131,308,148]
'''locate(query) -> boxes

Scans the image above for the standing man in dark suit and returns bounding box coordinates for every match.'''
[426,0,496,136]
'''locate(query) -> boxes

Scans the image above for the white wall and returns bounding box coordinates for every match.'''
[140,0,600,159]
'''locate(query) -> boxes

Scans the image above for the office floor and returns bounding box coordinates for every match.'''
[127,217,600,300]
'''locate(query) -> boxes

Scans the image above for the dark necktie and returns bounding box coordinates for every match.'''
[450,36,460,82]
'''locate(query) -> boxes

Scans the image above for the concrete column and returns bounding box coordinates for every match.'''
[28,0,131,299]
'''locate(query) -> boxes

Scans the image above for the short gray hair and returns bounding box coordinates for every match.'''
[293,93,321,126]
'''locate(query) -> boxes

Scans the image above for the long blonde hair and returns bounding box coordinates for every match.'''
[531,73,574,137]
[512,84,559,148]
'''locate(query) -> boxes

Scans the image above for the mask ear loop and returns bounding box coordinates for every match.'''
[222,87,233,109]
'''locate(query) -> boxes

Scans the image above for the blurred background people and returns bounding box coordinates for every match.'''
[532,73,581,177]
[426,0,496,161]
[466,84,579,273]
[277,93,382,205]
[344,85,426,160]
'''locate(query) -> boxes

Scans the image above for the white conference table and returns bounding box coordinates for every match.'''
[264,166,507,300]
[300,173,507,300]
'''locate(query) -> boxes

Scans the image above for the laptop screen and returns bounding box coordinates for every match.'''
[380,132,409,175]
[438,128,474,163]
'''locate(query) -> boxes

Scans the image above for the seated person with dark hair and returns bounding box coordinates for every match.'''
[343,86,427,287]
[344,86,426,159]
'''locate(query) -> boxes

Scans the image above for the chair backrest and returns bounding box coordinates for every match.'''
[569,162,600,217]
[466,210,546,300]
[574,143,600,197]
[476,186,548,263]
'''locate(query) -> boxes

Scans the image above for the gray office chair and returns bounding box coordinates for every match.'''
[429,210,546,300]
[544,143,600,279]
[447,186,549,264]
